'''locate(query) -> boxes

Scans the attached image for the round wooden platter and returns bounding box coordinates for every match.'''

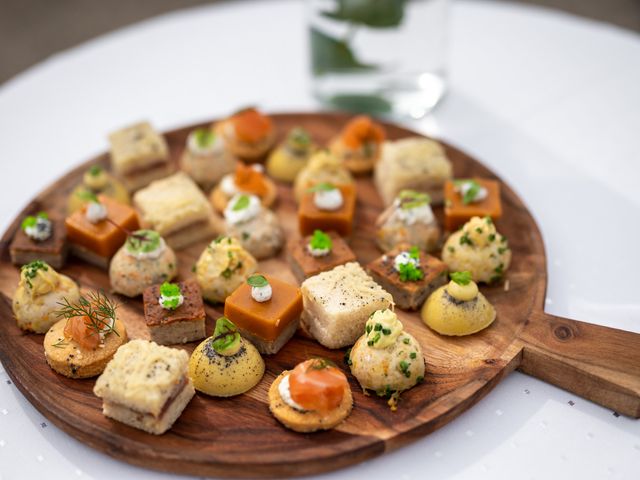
[0,113,639,478]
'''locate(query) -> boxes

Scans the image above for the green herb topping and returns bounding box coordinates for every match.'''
[450,271,472,286]
[398,190,431,210]
[307,182,337,193]
[232,194,250,211]
[88,165,103,177]
[459,232,473,246]
[455,179,484,205]
[309,230,332,252]
[56,290,119,337]
[211,317,241,353]
[193,128,216,148]
[247,274,269,288]
[159,282,183,310]
[398,360,411,378]
[396,247,424,282]
[21,211,49,231]
[125,229,161,254]
[307,357,336,371]
[77,190,100,203]
[287,127,311,150]
[21,260,49,288]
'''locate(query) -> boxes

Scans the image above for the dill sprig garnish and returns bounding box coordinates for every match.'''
[52,338,68,349]
[56,291,120,337]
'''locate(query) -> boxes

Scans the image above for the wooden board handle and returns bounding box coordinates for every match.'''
[519,312,640,418]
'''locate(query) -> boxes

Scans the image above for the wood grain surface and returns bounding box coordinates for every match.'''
[0,112,638,478]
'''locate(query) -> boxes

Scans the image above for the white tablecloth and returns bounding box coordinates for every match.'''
[0,1,639,479]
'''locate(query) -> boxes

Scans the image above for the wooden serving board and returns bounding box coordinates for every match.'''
[0,113,638,478]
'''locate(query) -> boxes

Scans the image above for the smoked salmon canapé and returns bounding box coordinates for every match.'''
[43,290,127,379]
[330,115,385,174]
[268,358,353,432]
[215,107,276,162]
[210,162,278,213]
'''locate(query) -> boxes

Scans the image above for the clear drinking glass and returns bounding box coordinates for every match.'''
[308,0,449,118]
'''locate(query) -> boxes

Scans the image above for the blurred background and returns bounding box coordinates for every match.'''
[1,0,639,85]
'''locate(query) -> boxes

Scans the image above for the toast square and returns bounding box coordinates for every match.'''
[143,279,206,345]
[109,121,169,175]
[300,262,393,349]
[367,245,448,311]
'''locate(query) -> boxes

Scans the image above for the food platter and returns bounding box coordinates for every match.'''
[0,112,638,478]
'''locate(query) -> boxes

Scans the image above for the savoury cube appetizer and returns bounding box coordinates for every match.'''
[65,194,139,269]
[143,279,206,345]
[224,274,303,355]
[10,211,68,269]
[300,262,393,349]
[287,230,357,283]
[298,182,356,237]
[367,244,448,311]
[374,137,453,206]
[108,121,172,192]
[133,172,222,250]
[93,339,195,435]
[443,178,502,231]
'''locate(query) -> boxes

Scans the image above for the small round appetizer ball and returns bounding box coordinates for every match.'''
[12,260,80,333]
[441,216,512,283]
[269,358,353,433]
[223,194,284,260]
[293,150,353,202]
[266,127,317,183]
[109,230,177,297]
[195,236,257,303]
[43,291,127,378]
[214,107,276,162]
[330,115,385,174]
[180,126,237,190]
[210,162,278,213]
[422,271,496,335]
[376,190,441,253]
[349,309,425,398]
[67,165,130,214]
[189,317,265,397]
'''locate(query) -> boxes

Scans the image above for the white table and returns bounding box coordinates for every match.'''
[1,1,639,479]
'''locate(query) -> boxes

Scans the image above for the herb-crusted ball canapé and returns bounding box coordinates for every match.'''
[376,190,441,253]
[12,260,80,333]
[189,317,265,397]
[349,309,425,409]
[109,229,177,297]
[180,126,237,190]
[195,236,257,304]
[441,216,511,283]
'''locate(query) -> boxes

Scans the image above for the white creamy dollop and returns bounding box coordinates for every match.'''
[220,174,239,196]
[456,181,488,203]
[394,251,419,273]
[394,201,434,226]
[278,373,307,411]
[187,130,223,156]
[224,194,261,225]
[159,292,184,310]
[98,316,116,341]
[125,237,166,260]
[251,283,272,302]
[25,217,52,241]
[314,188,343,211]
[307,244,330,257]
[85,202,107,223]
